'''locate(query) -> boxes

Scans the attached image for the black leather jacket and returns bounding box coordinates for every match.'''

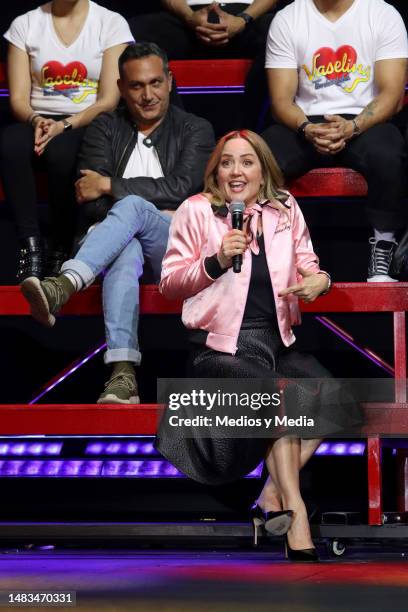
[76,104,215,227]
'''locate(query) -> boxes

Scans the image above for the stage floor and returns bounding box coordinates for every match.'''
[1,548,408,611]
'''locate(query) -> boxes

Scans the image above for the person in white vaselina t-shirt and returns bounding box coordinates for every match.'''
[262,0,408,282]
[129,1,279,129]
[0,0,133,282]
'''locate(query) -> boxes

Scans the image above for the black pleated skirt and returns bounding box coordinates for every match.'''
[155,325,361,485]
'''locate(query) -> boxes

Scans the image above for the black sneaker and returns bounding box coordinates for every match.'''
[367,238,398,283]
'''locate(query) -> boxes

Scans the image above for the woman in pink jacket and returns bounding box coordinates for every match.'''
[158,129,359,561]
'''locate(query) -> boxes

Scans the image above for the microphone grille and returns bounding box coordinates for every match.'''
[230,201,245,214]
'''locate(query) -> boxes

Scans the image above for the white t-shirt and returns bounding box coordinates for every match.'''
[122,132,164,180]
[4,1,134,115]
[265,0,408,116]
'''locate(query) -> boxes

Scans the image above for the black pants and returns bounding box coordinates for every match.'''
[129,4,274,130]
[0,120,86,250]
[262,118,407,232]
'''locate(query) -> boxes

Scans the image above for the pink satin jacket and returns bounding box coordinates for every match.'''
[160,192,323,355]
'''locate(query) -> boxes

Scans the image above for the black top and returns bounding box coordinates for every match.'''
[190,233,278,345]
[242,233,278,326]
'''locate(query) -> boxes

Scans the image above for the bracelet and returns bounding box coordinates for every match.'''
[318,271,332,295]
[29,113,41,127]
[351,118,361,137]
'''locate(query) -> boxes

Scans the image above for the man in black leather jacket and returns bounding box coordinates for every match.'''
[75,76,214,229]
[22,43,214,403]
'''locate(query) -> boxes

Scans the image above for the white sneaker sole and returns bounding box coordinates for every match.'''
[97,394,140,405]
[21,277,55,328]
[367,275,398,283]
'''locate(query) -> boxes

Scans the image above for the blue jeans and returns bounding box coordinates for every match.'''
[61,195,172,364]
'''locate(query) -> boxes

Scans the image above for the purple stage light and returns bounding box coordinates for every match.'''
[102,461,121,476]
[1,461,20,476]
[42,461,61,476]
[100,460,184,477]
[84,440,158,456]
[28,443,43,456]
[86,442,104,455]
[81,461,103,476]
[10,444,26,456]
[24,461,43,476]
[29,342,106,404]
[178,86,245,95]
[0,460,104,477]
[44,443,63,455]
[162,463,180,476]
[315,316,393,376]
[349,443,366,455]
[0,442,63,457]
[0,458,284,478]
[246,463,263,478]
[315,442,329,455]
[60,460,82,477]
[139,442,156,455]
[125,442,139,454]
[315,442,366,456]
[105,442,122,455]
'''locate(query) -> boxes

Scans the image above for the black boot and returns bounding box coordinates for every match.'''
[44,249,68,277]
[17,237,44,283]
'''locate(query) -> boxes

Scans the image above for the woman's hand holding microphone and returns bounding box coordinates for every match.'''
[217,229,251,270]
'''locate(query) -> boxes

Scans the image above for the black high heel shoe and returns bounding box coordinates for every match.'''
[264,510,294,535]
[250,504,294,545]
[284,535,319,562]
[250,503,265,546]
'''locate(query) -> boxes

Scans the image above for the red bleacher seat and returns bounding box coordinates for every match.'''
[169,59,252,87]
[0,167,368,202]
[0,283,406,317]
[0,62,6,88]
[289,167,368,198]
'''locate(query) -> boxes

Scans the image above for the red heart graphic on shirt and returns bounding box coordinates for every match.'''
[41,60,87,90]
[314,45,357,81]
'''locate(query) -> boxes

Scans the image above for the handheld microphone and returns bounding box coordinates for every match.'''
[230,201,245,273]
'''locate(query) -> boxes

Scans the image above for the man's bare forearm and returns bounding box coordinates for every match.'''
[244,0,279,19]
[162,0,194,23]
[354,92,401,134]
[354,59,407,133]
[272,100,309,131]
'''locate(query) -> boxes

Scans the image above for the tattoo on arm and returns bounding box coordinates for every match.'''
[359,99,378,121]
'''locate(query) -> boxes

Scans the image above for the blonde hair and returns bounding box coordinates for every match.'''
[204,130,288,211]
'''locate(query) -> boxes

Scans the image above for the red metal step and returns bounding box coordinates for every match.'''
[1,283,407,316]
[0,403,405,436]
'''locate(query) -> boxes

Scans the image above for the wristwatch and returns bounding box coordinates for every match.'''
[297,120,311,138]
[351,118,361,138]
[236,12,254,27]
[62,119,73,132]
